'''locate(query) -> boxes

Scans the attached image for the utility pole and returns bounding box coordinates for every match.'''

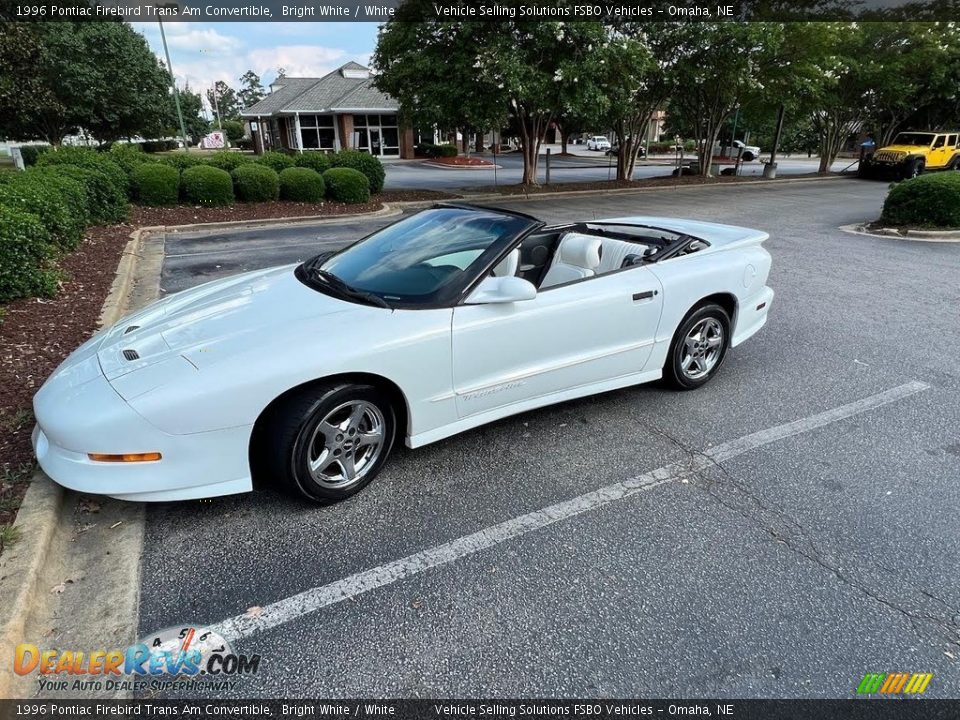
[158,16,190,152]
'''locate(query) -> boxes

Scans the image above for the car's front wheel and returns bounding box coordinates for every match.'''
[664,304,731,390]
[262,383,396,503]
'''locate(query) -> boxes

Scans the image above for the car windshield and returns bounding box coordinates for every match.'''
[893,133,934,146]
[307,207,536,307]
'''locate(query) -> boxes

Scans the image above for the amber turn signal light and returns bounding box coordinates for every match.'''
[88,452,162,463]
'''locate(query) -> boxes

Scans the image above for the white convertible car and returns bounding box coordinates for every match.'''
[33,205,773,503]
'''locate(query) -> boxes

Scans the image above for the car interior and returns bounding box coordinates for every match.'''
[506,223,702,290]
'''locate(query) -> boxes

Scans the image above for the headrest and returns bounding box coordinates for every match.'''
[557,233,602,270]
[491,248,520,277]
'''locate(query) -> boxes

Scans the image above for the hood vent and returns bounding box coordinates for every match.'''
[122,349,140,361]
[124,325,140,335]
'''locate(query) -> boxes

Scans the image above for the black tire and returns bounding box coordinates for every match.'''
[741,151,755,162]
[261,383,396,503]
[857,163,873,179]
[900,158,924,180]
[664,303,732,391]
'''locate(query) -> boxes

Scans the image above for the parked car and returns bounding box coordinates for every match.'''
[859,131,960,180]
[586,135,611,151]
[33,205,774,503]
[711,140,761,162]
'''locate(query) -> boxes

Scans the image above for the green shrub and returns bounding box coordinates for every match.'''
[295,152,332,174]
[203,150,252,173]
[231,164,279,202]
[160,153,204,172]
[222,120,246,144]
[133,163,180,206]
[415,143,457,158]
[26,170,91,226]
[36,146,129,198]
[0,172,86,249]
[0,206,58,303]
[142,140,179,153]
[330,149,385,193]
[37,164,126,224]
[279,167,325,202]
[322,167,370,203]
[180,165,234,206]
[109,143,152,177]
[256,150,295,173]
[18,145,50,167]
[880,172,960,228]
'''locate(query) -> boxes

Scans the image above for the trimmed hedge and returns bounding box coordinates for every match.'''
[295,152,333,174]
[279,167,325,202]
[180,165,234,206]
[231,164,279,202]
[133,163,181,206]
[204,150,253,173]
[0,172,86,249]
[37,164,124,224]
[256,151,295,173]
[18,145,50,167]
[36,146,130,197]
[881,172,960,228]
[160,153,204,172]
[330,150,385,194]
[142,140,180,153]
[0,206,58,303]
[323,167,370,203]
[415,143,458,158]
[108,143,153,178]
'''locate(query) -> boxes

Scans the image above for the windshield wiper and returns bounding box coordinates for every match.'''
[311,268,392,310]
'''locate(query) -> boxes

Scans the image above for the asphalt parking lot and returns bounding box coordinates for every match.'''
[382,153,850,191]
[142,178,960,698]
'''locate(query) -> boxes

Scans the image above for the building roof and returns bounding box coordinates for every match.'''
[241,63,397,117]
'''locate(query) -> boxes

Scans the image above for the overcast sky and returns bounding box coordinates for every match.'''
[133,22,381,115]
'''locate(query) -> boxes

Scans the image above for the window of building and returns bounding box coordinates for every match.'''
[299,114,337,151]
[351,114,400,156]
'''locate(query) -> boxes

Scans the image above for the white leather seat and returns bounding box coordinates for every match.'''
[491,248,520,277]
[597,238,649,274]
[540,233,602,288]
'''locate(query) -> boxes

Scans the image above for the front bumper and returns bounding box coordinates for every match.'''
[32,351,253,502]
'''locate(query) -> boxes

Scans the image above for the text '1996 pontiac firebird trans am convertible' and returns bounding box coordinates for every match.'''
[33,204,773,503]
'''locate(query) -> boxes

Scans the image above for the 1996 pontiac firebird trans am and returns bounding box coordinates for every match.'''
[33,205,774,503]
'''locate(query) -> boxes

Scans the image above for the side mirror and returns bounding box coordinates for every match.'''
[465,276,537,305]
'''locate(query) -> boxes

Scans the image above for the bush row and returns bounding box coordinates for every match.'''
[132,162,368,206]
[880,172,960,228]
[0,147,131,303]
[415,142,458,158]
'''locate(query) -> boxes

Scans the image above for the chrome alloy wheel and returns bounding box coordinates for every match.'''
[680,317,724,380]
[307,400,386,489]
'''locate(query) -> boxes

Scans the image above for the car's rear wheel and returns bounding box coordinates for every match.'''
[741,151,755,162]
[664,304,731,390]
[262,383,395,503]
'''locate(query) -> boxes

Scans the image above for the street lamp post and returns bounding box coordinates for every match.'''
[158,16,190,151]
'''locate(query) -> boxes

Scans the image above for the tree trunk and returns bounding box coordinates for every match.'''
[561,130,568,155]
[516,108,548,186]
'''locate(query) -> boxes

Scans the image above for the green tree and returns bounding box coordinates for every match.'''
[0,21,170,145]
[206,81,241,123]
[665,23,785,176]
[238,70,266,109]
[168,84,209,145]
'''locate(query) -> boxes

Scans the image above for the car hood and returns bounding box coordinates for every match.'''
[96,265,356,387]
[876,144,927,154]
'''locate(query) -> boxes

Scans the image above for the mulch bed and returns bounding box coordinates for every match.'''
[470,171,842,195]
[0,190,464,534]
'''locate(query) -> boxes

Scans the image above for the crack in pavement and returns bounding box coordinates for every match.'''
[646,422,960,655]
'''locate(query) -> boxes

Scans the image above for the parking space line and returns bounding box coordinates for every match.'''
[209,380,930,643]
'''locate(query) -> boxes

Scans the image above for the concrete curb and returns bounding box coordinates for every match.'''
[0,226,149,699]
[421,161,501,171]
[840,223,960,243]
[156,203,402,235]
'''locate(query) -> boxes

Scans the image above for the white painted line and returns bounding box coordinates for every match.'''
[210,380,930,643]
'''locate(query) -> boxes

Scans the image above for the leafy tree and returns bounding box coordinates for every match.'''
[166,84,209,145]
[0,21,170,145]
[206,81,241,123]
[238,70,266,109]
[665,23,785,176]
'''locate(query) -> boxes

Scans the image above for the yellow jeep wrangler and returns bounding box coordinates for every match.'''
[859,131,960,180]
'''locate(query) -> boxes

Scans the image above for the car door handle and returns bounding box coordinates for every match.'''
[632,290,657,301]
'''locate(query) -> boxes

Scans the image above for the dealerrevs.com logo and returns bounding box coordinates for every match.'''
[14,625,260,693]
[857,672,933,695]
